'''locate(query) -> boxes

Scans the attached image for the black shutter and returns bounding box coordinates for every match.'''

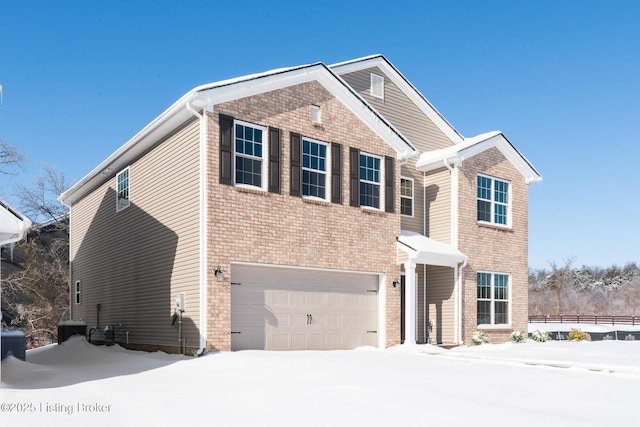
[268,127,281,194]
[331,143,342,204]
[219,114,234,186]
[385,155,395,213]
[349,147,360,207]
[290,133,302,197]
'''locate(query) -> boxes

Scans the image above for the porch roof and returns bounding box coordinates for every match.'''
[397,230,467,268]
[0,197,31,245]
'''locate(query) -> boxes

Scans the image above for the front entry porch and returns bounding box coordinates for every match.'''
[397,230,467,345]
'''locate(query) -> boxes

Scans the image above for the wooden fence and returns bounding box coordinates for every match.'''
[529,314,638,326]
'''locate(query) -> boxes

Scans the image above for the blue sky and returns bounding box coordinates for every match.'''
[0,1,638,270]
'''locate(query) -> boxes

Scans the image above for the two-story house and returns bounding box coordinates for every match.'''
[58,55,541,353]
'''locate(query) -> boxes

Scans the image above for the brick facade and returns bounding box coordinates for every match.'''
[204,81,402,351]
[457,147,529,344]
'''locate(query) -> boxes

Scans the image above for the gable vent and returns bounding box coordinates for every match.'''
[370,73,384,99]
[311,105,321,124]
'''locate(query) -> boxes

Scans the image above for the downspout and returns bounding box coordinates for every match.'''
[186,100,208,356]
[62,201,73,320]
[422,172,427,343]
[444,159,464,344]
[423,264,427,343]
[457,259,467,345]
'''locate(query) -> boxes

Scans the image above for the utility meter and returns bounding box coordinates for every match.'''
[175,292,186,312]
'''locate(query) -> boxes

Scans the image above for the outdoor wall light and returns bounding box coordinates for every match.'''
[393,281,401,290]
[214,266,224,282]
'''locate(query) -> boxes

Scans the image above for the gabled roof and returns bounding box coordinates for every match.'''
[397,230,467,267]
[0,197,31,245]
[415,131,542,184]
[59,62,417,205]
[331,55,465,144]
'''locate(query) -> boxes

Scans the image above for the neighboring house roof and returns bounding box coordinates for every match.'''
[397,230,467,268]
[0,198,31,245]
[415,131,543,184]
[58,62,418,205]
[330,55,465,144]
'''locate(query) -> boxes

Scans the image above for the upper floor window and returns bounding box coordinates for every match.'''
[477,175,509,226]
[116,167,130,212]
[477,272,509,326]
[234,121,266,189]
[302,138,328,200]
[370,73,384,99]
[400,177,414,217]
[360,153,381,209]
[75,280,81,305]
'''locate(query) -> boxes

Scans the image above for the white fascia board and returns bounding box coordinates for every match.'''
[195,64,417,160]
[60,62,418,205]
[59,92,197,205]
[0,199,32,245]
[416,132,542,183]
[331,55,464,144]
[397,231,467,268]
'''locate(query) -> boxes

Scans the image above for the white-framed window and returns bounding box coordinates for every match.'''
[477,272,509,326]
[400,177,414,217]
[234,120,267,189]
[75,280,81,305]
[302,138,328,200]
[477,174,510,226]
[116,167,130,212]
[370,73,384,99]
[360,152,381,209]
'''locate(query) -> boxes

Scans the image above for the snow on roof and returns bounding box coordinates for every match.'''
[416,131,542,184]
[59,60,417,205]
[0,197,31,245]
[397,230,467,267]
[330,54,465,144]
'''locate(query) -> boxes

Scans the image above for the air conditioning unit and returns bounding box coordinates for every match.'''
[1,329,26,361]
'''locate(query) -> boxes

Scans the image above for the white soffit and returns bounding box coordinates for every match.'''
[415,131,542,184]
[59,62,417,205]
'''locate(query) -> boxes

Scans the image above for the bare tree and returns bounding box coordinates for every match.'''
[0,138,23,174]
[1,165,70,343]
[14,164,69,233]
[2,228,69,342]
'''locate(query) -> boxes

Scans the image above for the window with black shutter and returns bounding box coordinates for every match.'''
[268,127,281,194]
[290,133,301,197]
[219,114,234,186]
[331,143,342,204]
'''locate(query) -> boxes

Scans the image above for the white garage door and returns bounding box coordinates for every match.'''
[231,264,379,351]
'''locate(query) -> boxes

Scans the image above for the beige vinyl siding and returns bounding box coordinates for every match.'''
[426,265,455,344]
[425,167,451,244]
[340,67,455,239]
[70,118,200,351]
[339,67,453,153]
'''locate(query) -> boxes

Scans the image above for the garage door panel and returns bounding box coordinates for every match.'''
[290,334,307,349]
[290,291,307,307]
[270,290,290,306]
[232,289,265,305]
[271,334,290,349]
[231,265,378,351]
[327,314,342,327]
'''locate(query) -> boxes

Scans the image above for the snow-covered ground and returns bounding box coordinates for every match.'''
[2,337,640,426]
